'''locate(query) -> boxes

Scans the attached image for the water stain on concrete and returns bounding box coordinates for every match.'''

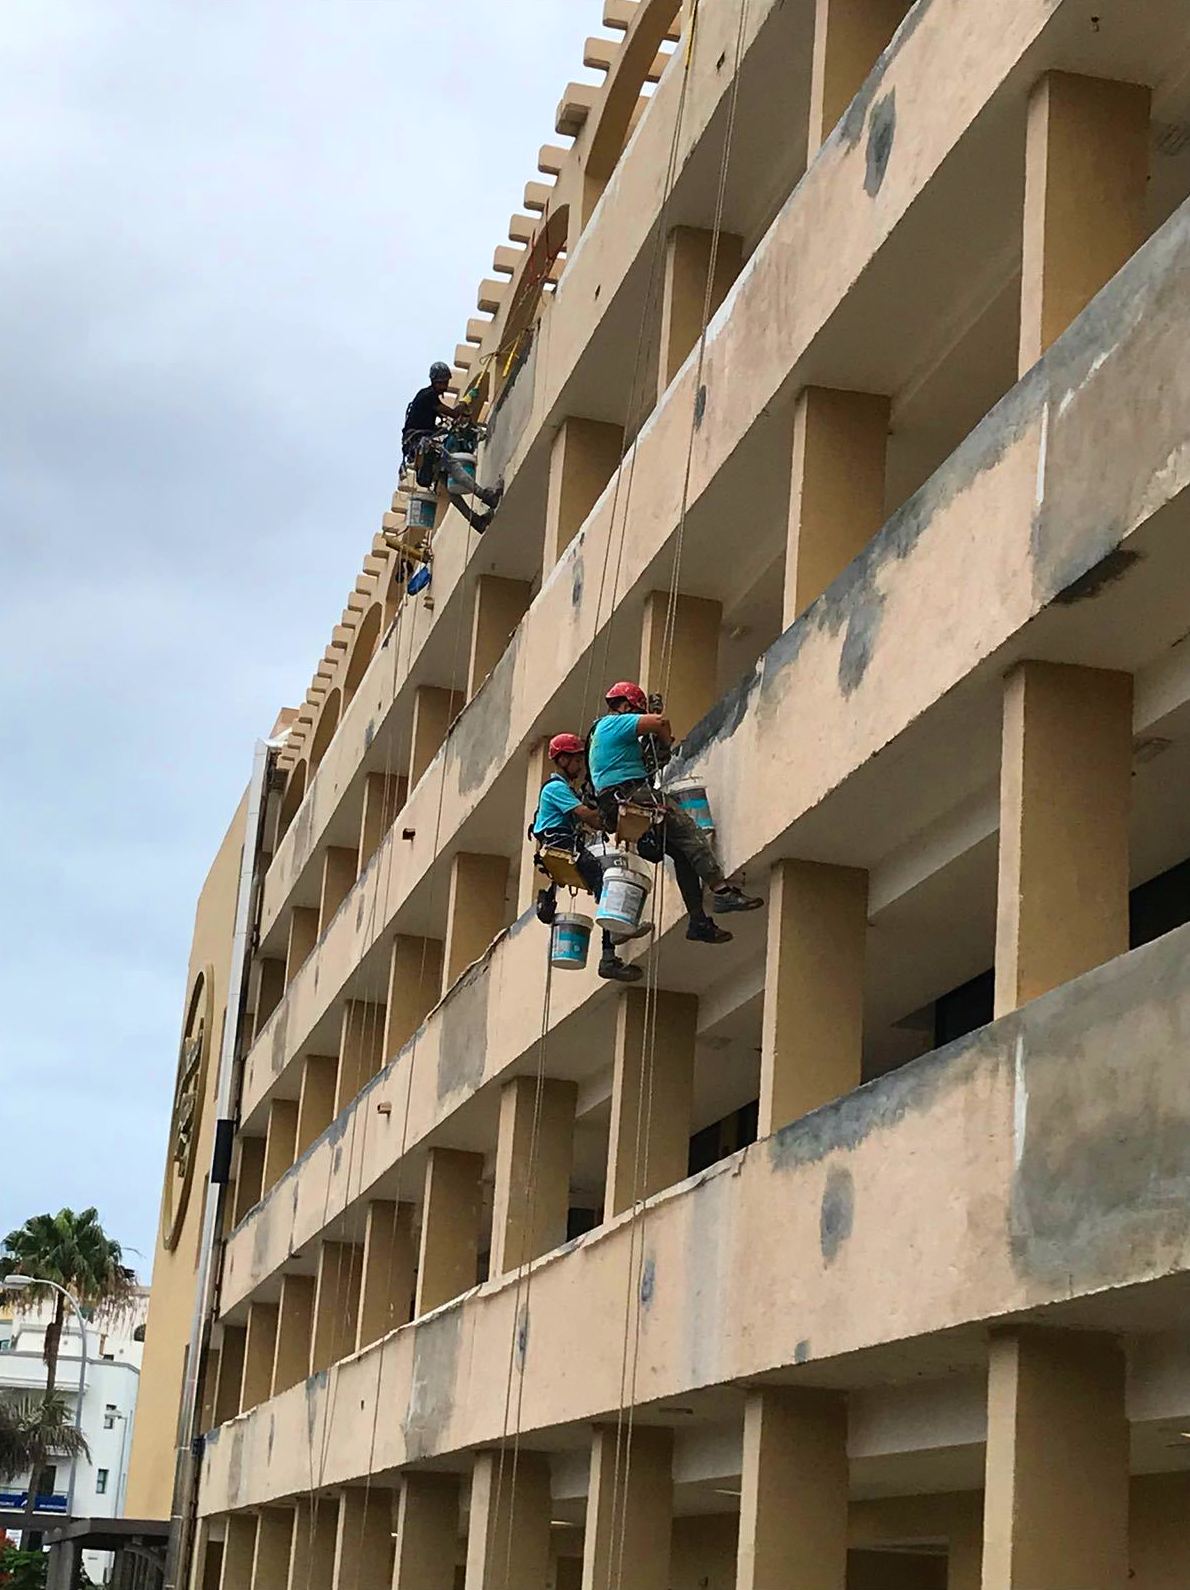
[864,91,896,195]
[819,1165,855,1264]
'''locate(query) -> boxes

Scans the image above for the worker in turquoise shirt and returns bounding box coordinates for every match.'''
[531,733,646,983]
[588,681,761,943]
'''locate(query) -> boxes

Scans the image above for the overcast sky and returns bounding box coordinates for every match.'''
[0,1,605,1277]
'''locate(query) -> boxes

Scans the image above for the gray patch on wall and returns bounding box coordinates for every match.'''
[819,1166,854,1264]
[454,636,517,797]
[404,1307,463,1462]
[571,548,584,609]
[436,954,491,1100]
[864,91,896,196]
[837,0,931,150]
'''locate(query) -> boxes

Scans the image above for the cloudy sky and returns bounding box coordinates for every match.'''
[1,1,604,1276]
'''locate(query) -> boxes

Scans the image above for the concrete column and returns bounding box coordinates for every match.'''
[383,935,445,1062]
[263,1098,298,1194]
[359,771,408,871]
[808,0,913,156]
[639,589,722,739]
[467,575,531,698]
[518,741,554,915]
[333,1488,394,1589]
[785,386,889,629]
[760,860,867,1137]
[251,1507,294,1590]
[240,1301,279,1413]
[219,1514,258,1590]
[443,853,510,991]
[357,1199,416,1350]
[309,1240,363,1375]
[233,1136,266,1223]
[409,686,463,789]
[286,906,319,985]
[581,1425,673,1590]
[544,417,623,570]
[995,662,1132,1016]
[335,998,387,1115]
[606,989,697,1218]
[256,958,286,1027]
[214,1326,246,1425]
[271,1273,315,1396]
[1019,72,1151,373]
[319,846,358,934]
[392,1472,461,1590]
[464,1450,551,1590]
[415,1148,484,1316]
[490,1076,577,1277]
[658,225,743,396]
[296,1055,339,1155]
[736,1388,848,1590]
[288,1497,339,1590]
[982,1328,1128,1590]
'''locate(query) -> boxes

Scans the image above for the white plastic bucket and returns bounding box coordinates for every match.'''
[595,854,653,940]
[445,452,477,492]
[407,490,437,532]
[668,777,715,837]
[551,912,593,971]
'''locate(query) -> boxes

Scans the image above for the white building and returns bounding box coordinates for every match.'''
[0,1288,149,1582]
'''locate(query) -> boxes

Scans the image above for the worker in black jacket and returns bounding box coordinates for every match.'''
[402,362,503,532]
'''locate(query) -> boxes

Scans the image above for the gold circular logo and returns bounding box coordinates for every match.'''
[161,964,214,1252]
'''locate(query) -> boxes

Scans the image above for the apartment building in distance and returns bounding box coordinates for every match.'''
[130,0,1190,1586]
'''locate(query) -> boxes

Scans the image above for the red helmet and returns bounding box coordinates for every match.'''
[548,732,585,760]
[605,680,648,712]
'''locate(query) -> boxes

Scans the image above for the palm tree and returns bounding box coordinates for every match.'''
[0,1209,135,1398]
[0,1396,90,1488]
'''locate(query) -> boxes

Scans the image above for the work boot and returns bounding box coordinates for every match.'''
[711,884,763,914]
[599,954,643,983]
[464,506,491,535]
[686,915,733,945]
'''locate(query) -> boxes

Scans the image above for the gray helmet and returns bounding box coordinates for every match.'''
[429,361,451,382]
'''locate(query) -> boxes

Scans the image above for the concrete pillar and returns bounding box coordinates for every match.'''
[759,860,867,1137]
[257,957,286,1028]
[309,1240,363,1375]
[785,386,889,629]
[639,589,722,739]
[1019,72,1151,373]
[272,1273,315,1396]
[736,1388,848,1590]
[219,1514,258,1590]
[296,1055,339,1155]
[263,1098,298,1194]
[251,1507,294,1590]
[808,0,913,157]
[319,846,358,934]
[982,1328,1127,1590]
[415,1148,484,1316]
[464,1450,551,1590]
[335,998,387,1115]
[240,1301,279,1413]
[443,853,510,992]
[544,417,623,571]
[392,1472,461,1590]
[357,1199,416,1350]
[383,935,445,1062]
[995,662,1132,1016]
[518,741,555,915]
[490,1076,577,1277]
[409,686,464,790]
[606,989,697,1218]
[214,1326,246,1425]
[658,225,743,396]
[288,1497,339,1590]
[333,1488,394,1589]
[360,771,408,871]
[233,1136,266,1223]
[467,575,532,699]
[581,1425,673,1590]
[286,906,319,985]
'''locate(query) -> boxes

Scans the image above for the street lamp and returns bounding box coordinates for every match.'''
[2,1276,88,1526]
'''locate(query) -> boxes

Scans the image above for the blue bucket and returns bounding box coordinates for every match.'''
[668,777,715,836]
[407,490,437,532]
[550,912,593,971]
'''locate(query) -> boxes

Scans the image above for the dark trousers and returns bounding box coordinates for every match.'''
[539,838,618,960]
[596,783,723,920]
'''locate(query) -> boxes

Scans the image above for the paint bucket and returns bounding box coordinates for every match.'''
[444,451,477,492]
[667,777,715,837]
[595,853,653,941]
[550,912,593,971]
[407,489,438,533]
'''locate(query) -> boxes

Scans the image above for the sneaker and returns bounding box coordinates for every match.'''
[483,477,506,512]
[599,956,643,983]
[711,885,763,914]
[686,916,733,945]
[471,511,491,535]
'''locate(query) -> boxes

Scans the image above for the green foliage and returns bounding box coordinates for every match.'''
[0,1542,48,1588]
[0,1396,90,1486]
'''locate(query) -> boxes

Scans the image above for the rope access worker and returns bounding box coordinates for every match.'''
[588,682,762,943]
[532,733,649,984]
[402,361,504,533]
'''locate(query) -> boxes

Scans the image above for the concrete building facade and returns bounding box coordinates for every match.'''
[132,0,1190,1586]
